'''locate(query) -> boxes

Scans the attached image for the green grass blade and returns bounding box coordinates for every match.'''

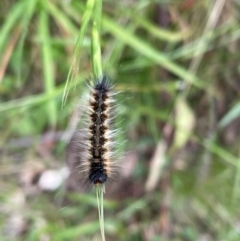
[134,17,190,42]
[46,1,78,35]
[51,222,100,240]
[62,0,95,107]
[218,102,240,129]
[0,0,25,52]
[96,185,105,241]
[91,0,102,78]
[15,0,38,86]
[102,16,205,90]
[0,72,87,112]
[201,139,239,168]
[169,23,232,60]
[39,9,57,127]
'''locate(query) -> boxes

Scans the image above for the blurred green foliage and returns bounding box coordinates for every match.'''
[1,0,240,241]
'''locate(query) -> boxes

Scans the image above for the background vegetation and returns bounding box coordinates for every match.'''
[1,0,240,240]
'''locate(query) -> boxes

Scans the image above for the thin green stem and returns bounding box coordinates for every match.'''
[39,8,57,128]
[62,0,95,107]
[96,185,105,241]
[91,0,103,78]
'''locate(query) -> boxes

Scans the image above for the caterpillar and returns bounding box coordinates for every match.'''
[80,76,118,186]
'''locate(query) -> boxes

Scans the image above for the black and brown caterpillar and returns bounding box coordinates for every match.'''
[80,76,117,185]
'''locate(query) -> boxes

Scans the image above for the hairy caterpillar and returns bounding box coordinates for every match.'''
[79,76,118,185]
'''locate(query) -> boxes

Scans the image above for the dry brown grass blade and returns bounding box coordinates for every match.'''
[0,26,21,83]
[185,0,227,93]
[145,141,167,192]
